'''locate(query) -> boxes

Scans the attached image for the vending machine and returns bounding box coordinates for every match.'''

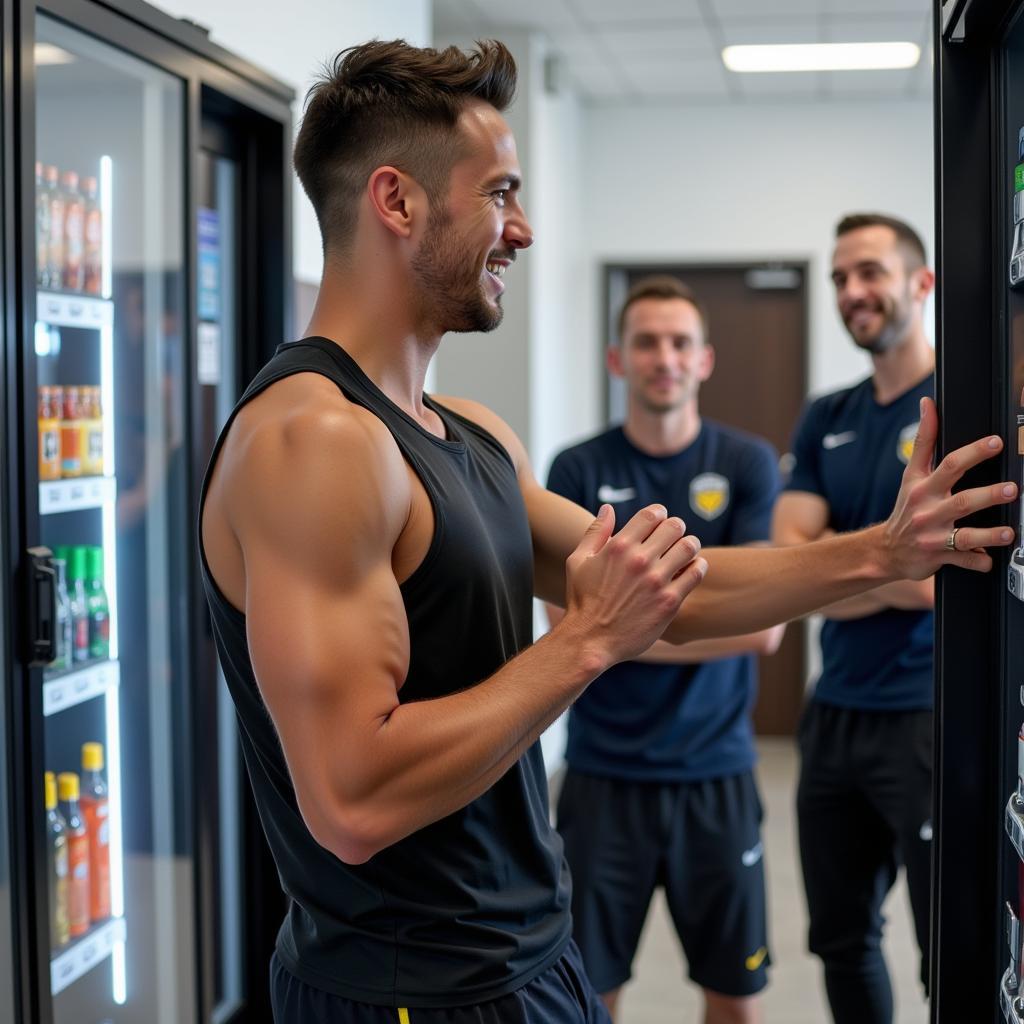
[0,1,293,1022]
[936,1,1024,1020]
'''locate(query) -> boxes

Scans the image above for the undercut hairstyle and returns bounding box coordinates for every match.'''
[616,275,709,343]
[835,213,927,271]
[294,39,517,257]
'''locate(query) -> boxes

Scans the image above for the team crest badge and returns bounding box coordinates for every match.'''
[689,473,730,521]
[897,422,918,465]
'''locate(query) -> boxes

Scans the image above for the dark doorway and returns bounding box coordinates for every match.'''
[604,262,809,736]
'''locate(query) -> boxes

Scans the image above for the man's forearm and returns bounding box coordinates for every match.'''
[819,576,934,620]
[663,525,891,643]
[637,627,783,664]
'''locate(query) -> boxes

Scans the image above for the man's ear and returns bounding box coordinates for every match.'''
[698,342,716,384]
[607,344,624,378]
[366,166,426,240]
[911,265,936,304]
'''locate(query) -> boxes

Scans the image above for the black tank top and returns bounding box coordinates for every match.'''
[198,337,571,1008]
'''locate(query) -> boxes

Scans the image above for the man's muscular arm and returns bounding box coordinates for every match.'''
[772,492,934,620]
[224,397,706,865]
[514,398,1014,643]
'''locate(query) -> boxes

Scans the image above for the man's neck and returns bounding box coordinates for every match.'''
[870,324,934,405]
[304,264,440,421]
[622,402,701,457]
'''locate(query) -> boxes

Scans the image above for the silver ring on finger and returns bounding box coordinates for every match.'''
[945,527,961,551]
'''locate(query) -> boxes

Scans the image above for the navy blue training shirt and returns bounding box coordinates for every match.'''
[546,422,780,782]
[785,373,934,711]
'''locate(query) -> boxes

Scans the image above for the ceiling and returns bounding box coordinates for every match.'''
[432,0,932,104]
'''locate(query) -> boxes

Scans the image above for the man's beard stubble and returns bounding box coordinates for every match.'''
[410,208,504,336]
[847,288,914,356]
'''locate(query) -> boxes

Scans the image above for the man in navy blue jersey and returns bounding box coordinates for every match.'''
[546,276,784,1024]
[773,214,936,1024]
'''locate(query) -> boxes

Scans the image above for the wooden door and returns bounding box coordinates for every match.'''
[606,262,809,736]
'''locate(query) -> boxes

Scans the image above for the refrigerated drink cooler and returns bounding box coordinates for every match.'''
[0,1,293,1022]
[936,1,1024,1020]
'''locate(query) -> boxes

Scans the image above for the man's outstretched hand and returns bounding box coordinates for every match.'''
[882,396,1017,579]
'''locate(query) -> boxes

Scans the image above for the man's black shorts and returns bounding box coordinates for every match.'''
[556,770,771,998]
[270,940,610,1023]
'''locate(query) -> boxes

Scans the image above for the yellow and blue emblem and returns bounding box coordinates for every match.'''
[689,472,730,521]
[897,422,918,465]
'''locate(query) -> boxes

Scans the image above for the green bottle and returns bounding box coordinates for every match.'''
[85,546,109,660]
[68,546,90,664]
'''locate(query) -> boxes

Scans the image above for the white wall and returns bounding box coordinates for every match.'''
[156,0,432,284]
[430,31,587,467]
[580,99,935,418]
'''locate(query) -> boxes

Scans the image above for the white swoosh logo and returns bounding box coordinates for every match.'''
[822,431,857,450]
[741,842,763,867]
[597,485,637,503]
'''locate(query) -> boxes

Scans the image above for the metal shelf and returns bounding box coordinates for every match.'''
[36,292,112,330]
[40,476,115,515]
[43,660,119,717]
[50,915,125,996]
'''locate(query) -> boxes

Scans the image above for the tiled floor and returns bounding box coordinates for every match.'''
[616,738,929,1024]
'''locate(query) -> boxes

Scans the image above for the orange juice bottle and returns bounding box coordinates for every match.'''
[80,742,110,923]
[58,772,90,938]
[37,386,61,480]
[80,387,104,477]
[60,386,82,478]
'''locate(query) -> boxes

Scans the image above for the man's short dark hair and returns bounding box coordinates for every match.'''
[294,39,517,258]
[617,276,709,343]
[835,213,927,271]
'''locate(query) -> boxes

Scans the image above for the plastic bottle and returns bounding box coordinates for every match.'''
[45,771,70,949]
[80,387,104,477]
[44,165,63,291]
[61,171,84,292]
[68,546,90,664]
[86,547,110,661]
[35,162,49,289]
[60,386,82,478]
[52,554,72,672]
[57,772,89,938]
[82,176,102,296]
[37,386,61,481]
[80,742,110,923]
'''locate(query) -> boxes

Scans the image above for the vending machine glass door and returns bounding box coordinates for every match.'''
[33,15,195,1024]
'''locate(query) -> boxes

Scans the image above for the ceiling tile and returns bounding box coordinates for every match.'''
[822,16,926,43]
[719,20,824,47]
[819,68,916,95]
[548,32,606,64]
[596,23,716,58]
[821,0,928,13]
[571,0,704,27]
[636,79,731,100]
[737,73,821,98]
[713,0,822,17]
[463,0,579,31]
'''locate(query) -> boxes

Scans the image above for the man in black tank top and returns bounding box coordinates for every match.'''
[198,39,1016,1024]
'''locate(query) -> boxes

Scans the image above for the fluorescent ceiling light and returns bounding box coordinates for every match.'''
[722,42,920,73]
[34,43,75,66]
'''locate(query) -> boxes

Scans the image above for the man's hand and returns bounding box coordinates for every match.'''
[560,503,707,669]
[881,397,1017,579]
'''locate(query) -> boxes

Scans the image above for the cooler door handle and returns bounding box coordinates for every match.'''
[26,546,57,667]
